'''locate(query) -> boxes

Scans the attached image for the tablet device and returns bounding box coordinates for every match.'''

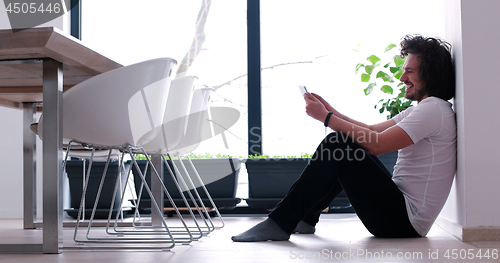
[298,85,309,96]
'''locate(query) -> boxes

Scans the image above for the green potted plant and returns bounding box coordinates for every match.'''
[354,43,403,175]
[355,43,413,119]
[129,153,242,214]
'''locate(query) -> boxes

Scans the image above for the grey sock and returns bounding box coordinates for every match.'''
[231,218,290,242]
[293,220,316,234]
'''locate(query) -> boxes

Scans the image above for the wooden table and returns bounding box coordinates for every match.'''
[0,27,122,253]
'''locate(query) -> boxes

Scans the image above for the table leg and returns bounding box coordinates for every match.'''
[42,59,64,254]
[151,154,164,226]
[22,103,37,229]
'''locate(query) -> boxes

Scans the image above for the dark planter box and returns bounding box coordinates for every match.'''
[65,160,128,219]
[246,158,309,199]
[245,152,398,212]
[130,158,241,211]
[245,158,310,211]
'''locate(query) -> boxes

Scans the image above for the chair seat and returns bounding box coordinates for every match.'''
[30,123,120,160]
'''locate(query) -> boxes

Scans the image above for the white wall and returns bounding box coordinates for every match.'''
[440,0,500,235]
[0,107,24,218]
[0,0,69,218]
[440,0,467,231]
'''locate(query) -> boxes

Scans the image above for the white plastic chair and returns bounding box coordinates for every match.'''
[163,88,229,230]
[163,86,219,234]
[36,58,195,249]
[169,88,213,156]
[128,76,210,240]
[140,76,197,154]
[130,86,219,237]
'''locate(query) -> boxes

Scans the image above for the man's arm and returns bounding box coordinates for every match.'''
[311,93,395,132]
[338,113,397,133]
[327,115,413,155]
[305,93,413,155]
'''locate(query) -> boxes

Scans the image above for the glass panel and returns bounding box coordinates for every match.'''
[82,0,247,157]
[260,0,445,156]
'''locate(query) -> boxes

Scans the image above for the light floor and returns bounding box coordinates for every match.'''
[1,214,500,263]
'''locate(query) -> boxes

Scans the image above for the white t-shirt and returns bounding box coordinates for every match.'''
[392,96,457,237]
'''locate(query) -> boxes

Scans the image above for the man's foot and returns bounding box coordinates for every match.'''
[293,220,316,234]
[231,218,290,242]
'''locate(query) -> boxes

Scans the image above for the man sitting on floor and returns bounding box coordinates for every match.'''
[232,34,457,242]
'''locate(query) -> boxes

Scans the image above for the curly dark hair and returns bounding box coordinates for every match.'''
[400,35,455,101]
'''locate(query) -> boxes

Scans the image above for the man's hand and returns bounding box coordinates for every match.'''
[304,93,330,123]
[310,93,342,118]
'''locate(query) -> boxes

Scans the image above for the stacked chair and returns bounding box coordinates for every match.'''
[32,58,224,250]
[128,76,208,241]
[136,86,223,234]
[163,87,225,229]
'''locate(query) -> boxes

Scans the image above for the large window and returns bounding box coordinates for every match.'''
[82,0,248,157]
[260,0,445,156]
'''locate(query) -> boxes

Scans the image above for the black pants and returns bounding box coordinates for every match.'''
[268,132,420,238]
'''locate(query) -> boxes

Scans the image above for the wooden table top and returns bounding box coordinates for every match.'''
[0,27,123,110]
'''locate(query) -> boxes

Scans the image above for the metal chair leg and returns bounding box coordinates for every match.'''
[182,155,225,229]
[67,143,182,249]
[172,155,216,232]
[162,154,209,237]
